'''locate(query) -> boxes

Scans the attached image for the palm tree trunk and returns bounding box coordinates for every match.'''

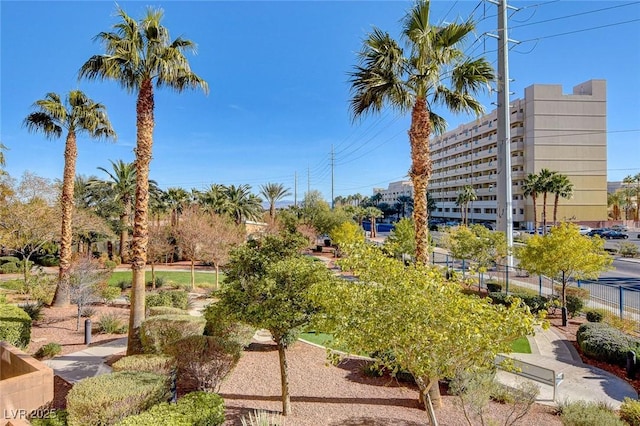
[53,132,77,307]
[270,202,276,221]
[215,263,220,290]
[553,194,560,225]
[409,99,432,265]
[532,195,538,234]
[190,257,195,290]
[542,193,548,234]
[277,339,292,415]
[119,211,128,261]
[127,78,154,356]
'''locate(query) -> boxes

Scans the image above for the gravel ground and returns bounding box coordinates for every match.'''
[218,339,562,426]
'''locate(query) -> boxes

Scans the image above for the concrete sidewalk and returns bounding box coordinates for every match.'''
[497,326,638,408]
[45,337,127,383]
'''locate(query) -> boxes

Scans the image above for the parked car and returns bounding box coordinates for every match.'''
[601,230,629,239]
[587,228,609,237]
[611,225,629,232]
[578,226,592,235]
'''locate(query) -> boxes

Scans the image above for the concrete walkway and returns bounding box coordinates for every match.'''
[497,325,638,408]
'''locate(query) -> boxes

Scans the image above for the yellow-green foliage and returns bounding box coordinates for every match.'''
[116,391,225,426]
[0,303,31,348]
[111,354,176,376]
[66,371,170,426]
[147,306,186,317]
[558,400,626,426]
[330,221,364,248]
[620,397,640,426]
[140,314,205,354]
[443,224,507,272]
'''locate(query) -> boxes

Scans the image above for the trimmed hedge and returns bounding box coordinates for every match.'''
[576,322,640,366]
[66,371,170,426]
[147,306,187,317]
[585,309,606,323]
[117,391,225,426]
[140,314,206,354]
[0,303,32,348]
[488,292,548,314]
[146,290,189,310]
[111,354,176,376]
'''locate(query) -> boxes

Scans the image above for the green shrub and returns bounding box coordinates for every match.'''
[38,254,60,267]
[618,242,639,258]
[0,279,25,291]
[81,306,96,318]
[145,290,189,310]
[488,292,548,314]
[140,315,206,354]
[20,301,44,321]
[66,371,170,426]
[0,293,6,304]
[620,397,640,426]
[112,354,176,376]
[116,391,225,426]
[103,260,117,270]
[203,302,255,348]
[30,409,68,426]
[147,306,186,317]
[117,280,132,290]
[97,312,127,334]
[558,400,625,426]
[566,294,585,318]
[34,342,62,359]
[0,303,31,348]
[100,286,122,304]
[554,284,590,300]
[0,262,20,274]
[0,256,21,264]
[585,308,606,323]
[147,276,167,288]
[166,335,242,392]
[577,322,639,366]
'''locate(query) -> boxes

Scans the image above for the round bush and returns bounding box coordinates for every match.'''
[0,303,32,348]
[117,391,224,426]
[577,322,639,366]
[585,309,605,323]
[66,371,170,426]
[140,315,206,354]
[147,306,186,317]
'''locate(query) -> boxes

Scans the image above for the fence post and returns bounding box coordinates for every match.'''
[538,275,542,296]
[619,286,624,319]
[505,265,509,294]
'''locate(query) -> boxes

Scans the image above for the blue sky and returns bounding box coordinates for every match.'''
[1,0,639,203]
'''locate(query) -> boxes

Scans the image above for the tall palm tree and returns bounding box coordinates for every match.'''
[537,168,555,232]
[634,173,640,222]
[80,6,208,354]
[0,142,7,173]
[623,174,640,222]
[260,183,292,221]
[225,184,263,225]
[608,190,624,220]
[455,185,476,226]
[165,187,192,228]
[522,173,541,234]
[88,160,136,261]
[365,206,383,238]
[396,195,414,219]
[24,91,115,307]
[349,0,493,264]
[196,183,228,215]
[549,173,573,224]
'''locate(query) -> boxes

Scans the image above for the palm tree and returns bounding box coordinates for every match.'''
[24,91,115,307]
[522,173,541,234]
[165,187,192,228]
[196,183,228,215]
[608,190,624,220]
[88,160,136,261]
[225,184,263,225]
[0,142,7,173]
[537,169,555,233]
[260,183,292,221]
[365,206,383,238]
[396,195,414,219]
[80,6,208,354]
[623,174,640,222]
[349,0,493,264]
[455,185,476,226]
[549,173,574,225]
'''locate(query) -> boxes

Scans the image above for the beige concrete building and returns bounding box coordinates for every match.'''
[429,79,607,229]
[373,180,414,205]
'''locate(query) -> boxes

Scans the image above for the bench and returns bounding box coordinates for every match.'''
[495,354,563,401]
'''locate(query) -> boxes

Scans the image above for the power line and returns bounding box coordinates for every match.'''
[510,2,639,29]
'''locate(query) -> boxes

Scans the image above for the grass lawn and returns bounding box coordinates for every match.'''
[511,336,531,353]
[108,270,224,290]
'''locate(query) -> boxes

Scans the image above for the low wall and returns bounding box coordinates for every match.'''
[0,342,53,423]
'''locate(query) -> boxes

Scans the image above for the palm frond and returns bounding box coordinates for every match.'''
[433,87,486,116]
[451,58,494,94]
[23,112,63,139]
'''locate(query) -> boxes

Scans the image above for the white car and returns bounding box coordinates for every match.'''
[578,226,592,235]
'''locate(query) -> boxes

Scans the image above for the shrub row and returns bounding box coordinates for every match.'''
[146,290,189,310]
[576,322,640,366]
[148,306,187,317]
[140,314,206,354]
[112,354,176,376]
[117,391,224,426]
[558,400,626,426]
[66,371,170,426]
[488,292,585,317]
[0,303,31,348]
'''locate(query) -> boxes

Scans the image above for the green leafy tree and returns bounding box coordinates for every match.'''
[24,91,115,307]
[443,224,507,274]
[218,232,334,415]
[349,0,493,264]
[329,221,364,250]
[80,6,208,355]
[516,223,612,326]
[383,217,416,260]
[313,242,536,424]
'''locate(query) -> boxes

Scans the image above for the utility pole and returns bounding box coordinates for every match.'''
[489,0,517,267]
[331,145,335,209]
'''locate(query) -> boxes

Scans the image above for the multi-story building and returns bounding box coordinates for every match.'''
[428,79,607,229]
[373,180,414,205]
